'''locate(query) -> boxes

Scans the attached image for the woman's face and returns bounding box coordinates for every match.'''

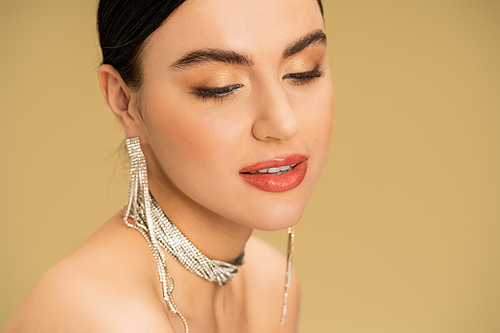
[132,0,333,231]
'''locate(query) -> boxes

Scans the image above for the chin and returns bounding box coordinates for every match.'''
[233,172,318,231]
[243,200,307,232]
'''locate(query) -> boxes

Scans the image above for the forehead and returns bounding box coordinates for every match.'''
[144,0,324,65]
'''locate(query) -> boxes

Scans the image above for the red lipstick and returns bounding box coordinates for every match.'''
[239,154,308,192]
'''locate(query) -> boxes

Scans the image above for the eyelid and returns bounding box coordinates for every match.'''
[192,84,243,102]
[190,66,324,103]
[283,67,325,84]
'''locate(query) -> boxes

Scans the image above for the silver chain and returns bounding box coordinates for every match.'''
[149,197,244,286]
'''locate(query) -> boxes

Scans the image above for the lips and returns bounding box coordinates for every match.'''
[239,154,308,192]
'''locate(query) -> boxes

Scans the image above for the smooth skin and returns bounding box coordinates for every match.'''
[4,0,333,332]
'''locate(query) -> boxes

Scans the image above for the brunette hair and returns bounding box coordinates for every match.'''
[97,0,324,89]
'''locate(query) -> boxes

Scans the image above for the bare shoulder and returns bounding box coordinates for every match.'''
[241,236,301,332]
[4,212,173,333]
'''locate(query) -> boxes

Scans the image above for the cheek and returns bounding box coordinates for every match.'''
[299,82,335,160]
[143,94,248,197]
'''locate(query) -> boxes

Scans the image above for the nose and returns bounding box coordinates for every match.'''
[252,85,301,143]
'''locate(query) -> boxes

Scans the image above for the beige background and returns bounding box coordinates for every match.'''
[1,1,499,332]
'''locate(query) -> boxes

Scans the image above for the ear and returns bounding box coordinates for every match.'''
[98,64,143,139]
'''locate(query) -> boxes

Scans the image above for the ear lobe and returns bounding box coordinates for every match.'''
[98,64,141,137]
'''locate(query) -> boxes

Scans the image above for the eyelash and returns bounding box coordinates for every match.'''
[283,68,325,86]
[193,68,325,102]
[193,84,243,102]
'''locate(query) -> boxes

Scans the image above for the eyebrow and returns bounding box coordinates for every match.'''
[170,49,253,69]
[282,29,327,59]
[169,29,327,70]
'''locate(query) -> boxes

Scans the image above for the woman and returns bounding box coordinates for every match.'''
[5,0,333,332]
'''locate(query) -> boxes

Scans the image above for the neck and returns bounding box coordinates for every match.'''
[148,178,252,265]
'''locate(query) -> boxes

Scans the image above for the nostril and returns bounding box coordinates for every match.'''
[252,112,301,142]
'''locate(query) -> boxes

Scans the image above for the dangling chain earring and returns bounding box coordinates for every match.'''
[280,226,296,325]
[123,137,189,333]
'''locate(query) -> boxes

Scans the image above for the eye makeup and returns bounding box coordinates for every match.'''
[283,67,325,85]
[191,84,244,102]
[186,45,327,103]
[191,66,324,102]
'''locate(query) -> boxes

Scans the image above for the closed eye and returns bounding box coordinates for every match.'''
[283,68,324,85]
[192,84,243,102]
